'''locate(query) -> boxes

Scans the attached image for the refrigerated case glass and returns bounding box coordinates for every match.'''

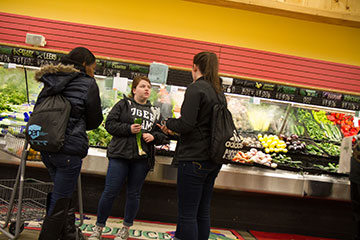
[0,64,355,175]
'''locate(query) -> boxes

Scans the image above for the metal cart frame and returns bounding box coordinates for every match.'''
[0,137,84,240]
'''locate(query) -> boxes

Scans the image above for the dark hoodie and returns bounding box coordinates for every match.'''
[35,64,103,158]
[105,95,168,168]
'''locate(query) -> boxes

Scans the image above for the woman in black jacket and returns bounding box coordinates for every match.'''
[36,47,103,240]
[89,76,167,240]
[161,52,223,240]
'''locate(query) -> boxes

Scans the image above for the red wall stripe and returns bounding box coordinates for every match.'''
[0,12,359,94]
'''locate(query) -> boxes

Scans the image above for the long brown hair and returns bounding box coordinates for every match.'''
[193,52,221,93]
[129,75,151,97]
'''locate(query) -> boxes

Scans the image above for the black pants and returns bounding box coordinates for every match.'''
[351,181,360,240]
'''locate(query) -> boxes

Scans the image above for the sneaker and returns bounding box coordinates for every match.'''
[88,225,103,240]
[114,226,130,240]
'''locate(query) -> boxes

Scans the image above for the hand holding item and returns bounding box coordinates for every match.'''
[156,123,175,136]
[131,123,142,134]
[143,133,154,143]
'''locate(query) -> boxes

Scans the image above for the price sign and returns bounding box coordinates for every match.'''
[250,97,260,105]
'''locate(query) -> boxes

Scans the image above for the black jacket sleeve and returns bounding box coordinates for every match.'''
[85,79,103,130]
[166,84,201,134]
[105,100,132,137]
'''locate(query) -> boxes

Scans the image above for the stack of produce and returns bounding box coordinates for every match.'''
[227,99,249,130]
[306,144,326,156]
[232,148,277,168]
[312,163,339,173]
[27,148,41,161]
[258,134,287,153]
[297,109,327,140]
[326,113,359,137]
[87,123,112,147]
[242,136,262,148]
[247,104,280,132]
[278,134,306,151]
[271,154,303,169]
[312,110,342,142]
[317,142,340,156]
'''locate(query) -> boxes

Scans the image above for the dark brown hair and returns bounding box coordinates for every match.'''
[61,47,96,69]
[193,52,221,93]
[129,76,151,97]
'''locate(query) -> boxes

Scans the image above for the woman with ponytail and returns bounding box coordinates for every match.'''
[159,52,224,240]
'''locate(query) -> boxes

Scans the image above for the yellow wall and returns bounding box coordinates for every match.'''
[2,0,360,66]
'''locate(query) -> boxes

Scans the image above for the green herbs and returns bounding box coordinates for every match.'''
[0,87,27,111]
[87,124,112,147]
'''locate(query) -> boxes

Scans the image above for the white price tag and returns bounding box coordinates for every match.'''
[113,76,128,93]
[354,117,359,128]
[250,97,260,105]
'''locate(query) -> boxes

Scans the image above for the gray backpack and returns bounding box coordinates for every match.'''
[25,95,71,152]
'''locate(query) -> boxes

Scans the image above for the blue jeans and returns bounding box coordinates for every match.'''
[96,158,150,227]
[41,152,82,215]
[175,161,222,240]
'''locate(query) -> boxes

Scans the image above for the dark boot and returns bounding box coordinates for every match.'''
[59,197,85,240]
[38,198,71,240]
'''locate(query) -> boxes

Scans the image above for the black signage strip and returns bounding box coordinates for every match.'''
[0,45,149,78]
[0,44,359,111]
[230,78,359,111]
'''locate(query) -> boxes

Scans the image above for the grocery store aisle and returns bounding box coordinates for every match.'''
[0,163,353,239]
[0,226,340,240]
[0,214,246,239]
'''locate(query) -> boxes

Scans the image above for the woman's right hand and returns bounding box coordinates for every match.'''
[131,124,142,134]
[157,123,175,136]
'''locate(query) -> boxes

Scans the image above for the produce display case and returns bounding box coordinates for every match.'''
[0,62,353,201]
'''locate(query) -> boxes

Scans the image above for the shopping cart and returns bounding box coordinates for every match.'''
[0,133,84,239]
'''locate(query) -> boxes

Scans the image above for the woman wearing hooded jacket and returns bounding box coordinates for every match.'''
[35,47,103,240]
[160,52,223,240]
[89,76,167,240]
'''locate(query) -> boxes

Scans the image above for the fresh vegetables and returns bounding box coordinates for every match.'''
[312,110,334,125]
[297,109,328,140]
[317,142,340,156]
[258,134,287,153]
[306,144,325,156]
[326,113,359,137]
[134,118,146,156]
[312,163,339,173]
[242,136,262,148]
[289,124,305,137]
[319,122,342,142]
[0,87,27,111]
[232,148,277,168]
[87,124,112,147]
[271,153,303,169]
[279,134,306,151]
[247,104,281,131]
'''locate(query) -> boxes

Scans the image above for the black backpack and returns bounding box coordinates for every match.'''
[25,95,71,152]
[210,92,243,164]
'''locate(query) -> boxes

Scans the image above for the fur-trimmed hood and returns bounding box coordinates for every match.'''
[35,64,80,81]
[35,64,81,96]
